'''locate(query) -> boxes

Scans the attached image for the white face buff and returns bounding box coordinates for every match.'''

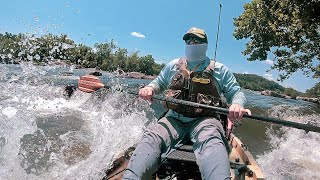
[185,43,208,63]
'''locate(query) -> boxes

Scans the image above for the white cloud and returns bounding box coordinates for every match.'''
[264,73,274,80]
[131,32,146,38]
[263,59,274,65]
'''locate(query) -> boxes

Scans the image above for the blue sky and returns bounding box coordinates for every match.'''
[0,0,318,92]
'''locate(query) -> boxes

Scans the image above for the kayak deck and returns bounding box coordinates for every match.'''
[104,133,265,180]
[228,133,264,180]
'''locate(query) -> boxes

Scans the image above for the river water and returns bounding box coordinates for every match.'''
[0,63,319,180]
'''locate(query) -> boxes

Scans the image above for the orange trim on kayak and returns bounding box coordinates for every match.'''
[80,75,101,82]
[78,87,96,93]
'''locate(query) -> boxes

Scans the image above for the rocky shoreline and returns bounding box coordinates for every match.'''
[261,90,319,104]
[125,72,157,80]
[113,71,157,80]
[64,69,157,80]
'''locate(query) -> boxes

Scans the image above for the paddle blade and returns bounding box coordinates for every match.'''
[78,75,104,93]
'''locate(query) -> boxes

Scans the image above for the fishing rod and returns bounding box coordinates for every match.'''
[64,75,320,133]
[213,3,222,61]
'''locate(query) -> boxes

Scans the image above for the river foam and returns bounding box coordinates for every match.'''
[1,64,319,180]
[0,64,154,180]
[257,105,320,180]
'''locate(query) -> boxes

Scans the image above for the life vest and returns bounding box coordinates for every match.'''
[164,57,226,118]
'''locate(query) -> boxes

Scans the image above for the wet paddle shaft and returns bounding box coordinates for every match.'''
[65,75,320,133]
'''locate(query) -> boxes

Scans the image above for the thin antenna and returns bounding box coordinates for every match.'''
[214,3,222,61]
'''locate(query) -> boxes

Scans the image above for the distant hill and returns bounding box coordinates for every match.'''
[234,73,320,100]
[233,73,308,99]
[234,73,285,92]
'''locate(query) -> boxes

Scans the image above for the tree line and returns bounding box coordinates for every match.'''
[0,32,165,76]
[234,73,319,98]
[0,32,318,98]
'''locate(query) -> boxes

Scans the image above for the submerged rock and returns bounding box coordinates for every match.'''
[126,72,156,80]
[261,90,287,98]
[261,90,319,104]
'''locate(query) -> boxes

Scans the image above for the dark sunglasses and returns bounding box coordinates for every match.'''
[185,37,205,44]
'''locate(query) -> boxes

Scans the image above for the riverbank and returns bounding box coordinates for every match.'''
[261,90,319,104]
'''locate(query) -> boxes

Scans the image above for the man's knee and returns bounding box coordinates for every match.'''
[146,123,170,143]
[143,118,179,151]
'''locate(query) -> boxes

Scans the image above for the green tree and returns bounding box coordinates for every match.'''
[138,55,155,75]
[234,73,286,92]
[126,51,140,72]
[56,34,76,62]
[152,63,165,75]
[114,47,127,70]
[74,44,94,66]
[305,83,320,98]
[0,32,166,76]
[0,32,24,63]
[95,40,116,70]
[34,33,75,64]
[234,0,320,80]
[284,87,300,98]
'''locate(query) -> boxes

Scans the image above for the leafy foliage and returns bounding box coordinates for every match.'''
[305,82,320,98]
[283,87,301,99]
[0,32,164,75]
[234,73,285,92]
[234,0,320,80]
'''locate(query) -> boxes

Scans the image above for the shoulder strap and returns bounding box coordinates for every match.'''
[206,60,215,71]
[175,57,187,70]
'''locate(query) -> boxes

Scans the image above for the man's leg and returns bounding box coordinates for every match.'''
[123,117,187,180]
[190,118,231,180]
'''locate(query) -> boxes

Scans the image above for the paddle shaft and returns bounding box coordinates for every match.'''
[71,75,320,133]
[126,91,320,133]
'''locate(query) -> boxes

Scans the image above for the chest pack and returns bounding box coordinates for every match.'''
[163,57,226,118]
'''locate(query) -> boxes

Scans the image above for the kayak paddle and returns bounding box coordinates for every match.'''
[65,74,320,133]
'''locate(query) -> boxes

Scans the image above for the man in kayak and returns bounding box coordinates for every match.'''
[123,27,251,180]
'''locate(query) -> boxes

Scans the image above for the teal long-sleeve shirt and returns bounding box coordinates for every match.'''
[147,57,246,122]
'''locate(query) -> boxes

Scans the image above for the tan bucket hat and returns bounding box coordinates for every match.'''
[182,27,208,43]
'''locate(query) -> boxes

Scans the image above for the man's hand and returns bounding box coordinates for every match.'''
[228,104,251,122]
[139,86,154,102]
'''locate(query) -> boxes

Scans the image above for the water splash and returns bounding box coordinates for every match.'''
[257,105,320,180]
[0,64,154,180]
[2,63,319,179]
